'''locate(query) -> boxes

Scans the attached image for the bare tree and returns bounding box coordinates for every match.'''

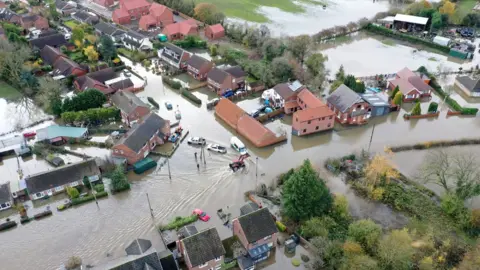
[418,150,480,200]
[65,256,82,270]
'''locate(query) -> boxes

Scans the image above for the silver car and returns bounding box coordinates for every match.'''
[207,144,227,154]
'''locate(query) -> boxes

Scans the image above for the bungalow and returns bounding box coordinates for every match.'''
[93,0,114,8]
[94,22,126,42]
[292,88,335,136]
[20,14,49,31]
[205,24,225,40]
[0,183,13,211]
[139,3,173,30]
[40,45,65,66]
[51,56,87,78]
[25,159,100,200]
[162,19,199,41]
[111,90,151,126]
[123,30,153,51]
[186,55,213,81]
[327,84,371,125]
[455,75,480,97]
[112,0,151,25]
[36,125,89,144]
[233,208,278,266]
[75,68,133,95]
[112,113,170,164]
[159,43,191,70]
[55,0,77,15]
[273,80,306,114]
[71,11,99,25]
[30,33,70,50]
[388,67,432,102]
[178,227,226,270]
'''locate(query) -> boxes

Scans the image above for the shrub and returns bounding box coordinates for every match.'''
[159,215,198,231]
[94,184,105,193]
[291,258,301,267]
[370,187,385,201]
[162,75,182,90]
[276,220,287,232]
[427,102,438,113]
[181,89,202,105]
[411,101,421,115]
[71,191,108,205]
[173,35,207,49]
[147,97,159,109]
[66,187,79,199]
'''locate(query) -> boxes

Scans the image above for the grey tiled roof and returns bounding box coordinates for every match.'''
[0,183,11,203]
[160,43,185,64]
[125,239,152,255]
[117,113,167,153]
[456,75,480,93]
[110,251,163,270]
[40,45,64,65]
[25,159,100,194]
[30,33,68,49]
[327,84,363,113]
[111,90,149,114]
[207,67,229,84]
[181,228,225,267]
[224,66,246,78]
[237,208,277,243]
[239,202,259,216]
[186,55,209,70]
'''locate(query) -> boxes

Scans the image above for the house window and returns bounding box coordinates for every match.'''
[215,256,222,261]
[328,123,331,127]
[315,126,319,130]
[307,120,311,124]
[303,129,306,133]
[322,117,325,120]
[55,186,64,192]
[357,105,361,109]
[329,116,333,120]
[296,118,298,122]
[114,149,119,153]
[120,150,124,154]
[198,262,208,268]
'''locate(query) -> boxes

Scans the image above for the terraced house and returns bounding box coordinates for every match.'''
[159,43,191,70]
[111,90,151,126]
[186,55,213,81]
[178,227,225,270]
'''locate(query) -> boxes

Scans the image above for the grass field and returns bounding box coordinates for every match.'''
[202,0,327,23]
[0,81,21,100]
[63,20,81,29]
[457,0,477,20]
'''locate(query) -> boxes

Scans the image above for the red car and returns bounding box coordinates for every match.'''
[23,132,36,139]
[193,209,210,222]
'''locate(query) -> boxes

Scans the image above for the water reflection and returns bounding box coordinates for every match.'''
[0,97,50,134]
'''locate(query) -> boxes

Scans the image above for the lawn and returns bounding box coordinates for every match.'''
[0,81,22,100]
[457,0,477,19]
[200,0,327,23]
[64,20,80,29]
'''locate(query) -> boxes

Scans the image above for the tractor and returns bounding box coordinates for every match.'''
[229,153,250,172]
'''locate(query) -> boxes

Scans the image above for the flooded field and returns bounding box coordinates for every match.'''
[0,98,51,134]
[2,43,480,269]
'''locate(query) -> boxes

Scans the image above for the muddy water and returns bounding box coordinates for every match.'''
[1,55,480,269]
[0,98,51,134]
[229,0,399,36]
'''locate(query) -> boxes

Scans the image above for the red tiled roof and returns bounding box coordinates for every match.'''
[149,3,168,16]
[164,19,198,35]
[294,106,334,122]
[389,78,419,95]
[396,67,416,79]
[297,88,325,108]
[139,14,156,26]
[208,24,224,34]
[120,0,150,11]
[113,8,129,19]
[0,2,6,8]
[214,98,244,129]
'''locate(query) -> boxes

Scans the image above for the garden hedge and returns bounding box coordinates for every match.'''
[71,191,108,205]
[365,24,451,54]
[162,75,182,90]
[181,89,202,105]
[147,97,159,109]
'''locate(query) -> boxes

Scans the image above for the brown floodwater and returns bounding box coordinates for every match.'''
[2,41,480,269]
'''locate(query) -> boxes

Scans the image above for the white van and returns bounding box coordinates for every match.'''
[230,137,248,155]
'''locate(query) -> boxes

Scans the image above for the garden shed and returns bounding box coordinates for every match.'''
[433,36,451,47]
[133,158,157,174]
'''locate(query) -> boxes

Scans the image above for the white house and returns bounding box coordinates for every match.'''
[122,31,153,51]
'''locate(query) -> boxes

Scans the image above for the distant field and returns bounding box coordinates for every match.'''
[202,0,327,23]
[0,81,21,100]
[457,0,477,19]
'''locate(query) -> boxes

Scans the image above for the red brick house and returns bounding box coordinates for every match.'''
[273,80,305,114]
[51,56,87,78]
[205,24,225,40]
[20,14,49,30]
[93,0,114,7]
[139,3,173,30]
[112,113,170,164]
[178,227,225,270]
[207,65,247,95]
[388,67,433,102]
[74,68,134,95]
[327,84,371,125]
[292,88,335,136]
[113,0,151,25]
[233,207,278,267]
[40,45,65,66]
[162,19,199,41]
[111,90,151,126]
[159,43,191,70]
[186,55,213,81]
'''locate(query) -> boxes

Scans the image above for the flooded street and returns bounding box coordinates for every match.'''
[1,38,480,269]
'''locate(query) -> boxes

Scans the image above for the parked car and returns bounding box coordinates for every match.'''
[168,133,179,143]
[207,144,227,154]
[165,101,173,110]
[193,209,210,222]
[230,136,248,155]
[223,90,234,98]
[123,70,132,77]
[23,131,36,138]
[187,137,206,146]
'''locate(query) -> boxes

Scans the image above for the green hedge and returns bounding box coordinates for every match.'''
[162,75,182,90]
[365,24,451,54]
[159,215,198,231]
[147,97,159,109]
[71,191,108,205]
[417,67,478,115]
[181,89,202,105]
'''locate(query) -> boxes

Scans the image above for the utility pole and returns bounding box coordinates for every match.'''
[255,157,258,193]
[368,123,376,153]
[87,178,99,208]
[202,145,206,166]
[146,193,154,218]
[166,157,171,181]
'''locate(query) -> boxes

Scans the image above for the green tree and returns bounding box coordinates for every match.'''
[83,176,92,189]
[282,159,333,222]
[355,81,366,94]
[36,77,62,113]
[390,86,400,98]
[287,35,312,64]
[66,187,79,199]
[330,80,343,93]
[344,75,357,90]
[305,53,328,77]
[111,165,130,192]
[49,3,60,21]
[335,65,345,81]
[98,36,117,62]
[347,219,382,254]
[270,57,294,85]
[310,236,345,270]
[393,92,403,106]
[427,102,438,113]
[71,26,85,44]
[411,101,422,115]
[300,217,329,239]
[341,254,379,270]
[377,229,414,270]
[261,38,286,61]
[193,3,224,24]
